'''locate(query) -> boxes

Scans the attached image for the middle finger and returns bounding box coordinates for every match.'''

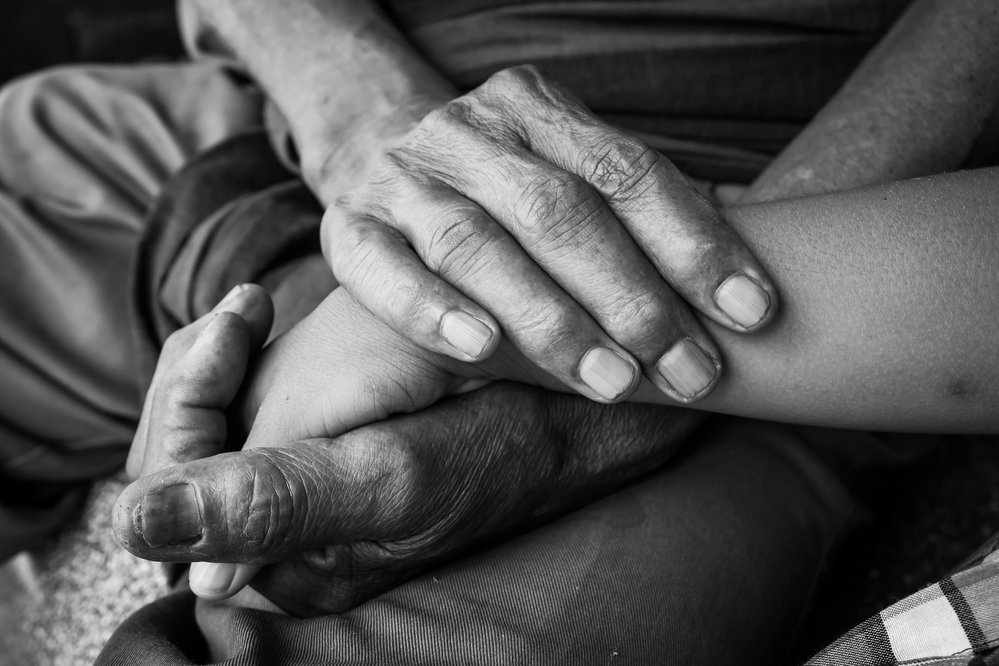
[394,135,721,402]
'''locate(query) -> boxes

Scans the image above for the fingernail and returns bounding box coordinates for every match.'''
[440,311,493,358]
[215,284,249,311]
[657,339,717,399]
[715,274,770,328]
[137,483,202,548]
[189,562,237,595]
[578,347,635,401]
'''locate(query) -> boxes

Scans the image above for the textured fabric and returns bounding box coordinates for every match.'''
[806,537,999,666]
[98,421,856,666]
[0,63,263,558]
[0,475,171,666]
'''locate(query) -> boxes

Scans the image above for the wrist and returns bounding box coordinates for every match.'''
[299,87,451,205]
[187,0,456,203]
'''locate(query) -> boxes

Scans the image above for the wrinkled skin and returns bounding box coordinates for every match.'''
[116,285,702,616]
[322,65,779,404]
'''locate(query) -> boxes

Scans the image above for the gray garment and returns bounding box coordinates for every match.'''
[0,64,263,556]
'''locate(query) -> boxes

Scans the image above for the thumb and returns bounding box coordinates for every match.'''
[112,431,410,564]
[127,284,274,478]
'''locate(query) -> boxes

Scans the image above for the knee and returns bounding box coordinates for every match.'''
[0,68,104,193]
[0,68,86,152]
[0,66,160,216]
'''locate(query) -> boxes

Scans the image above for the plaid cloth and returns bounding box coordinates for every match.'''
[807,536,999,666]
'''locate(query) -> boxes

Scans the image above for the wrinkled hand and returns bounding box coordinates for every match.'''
[115,286,702,617]
[321,65,778,405]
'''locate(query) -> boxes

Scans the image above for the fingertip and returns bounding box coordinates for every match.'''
[654,338,721,404]
[439,310,499,361]
[577,346,641,403]
[124,454,143,481]
[211,283,275,349]
[189,562,248,600]
[214,284,251,311]
[713,272,778,333]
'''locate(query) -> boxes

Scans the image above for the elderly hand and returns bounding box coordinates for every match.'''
[320,65,778,405]
[115,285,701,616]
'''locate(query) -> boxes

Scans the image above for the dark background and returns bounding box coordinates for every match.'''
[0,0,181,84]
[3,2,999,663]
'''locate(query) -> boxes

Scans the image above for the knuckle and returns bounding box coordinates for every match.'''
[321,199,357,263]
[489,64,544,93]
[368,149,411,189]
[382,272,432,331]
[604,290,674,344]
[342,433,411,494]
[485,65,580,116]
[580,136,659,199]
[236,451,301,559]
[160,327,196,360]
[517,172,605,243]
[508,299,580,358]
[418,100,475,140]
[326,217,382,284]
[422,207,496,278]
[159,361,220,410]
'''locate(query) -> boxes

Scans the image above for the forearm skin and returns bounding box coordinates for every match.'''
[186,0,999,433]
[632,167,999,433]
[181,0,454,200]
[703,0,999,431]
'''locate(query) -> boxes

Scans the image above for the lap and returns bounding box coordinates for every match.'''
[0,62,855,666]
[101,420,855,665]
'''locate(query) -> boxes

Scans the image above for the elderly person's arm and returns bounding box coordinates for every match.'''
[178,0,783,405]
[744,0,999,203]
[179,0,999,412]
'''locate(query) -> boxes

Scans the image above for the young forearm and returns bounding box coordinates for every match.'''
[676,0,999,431]
[181,0,454,199]
[632,167,999,432]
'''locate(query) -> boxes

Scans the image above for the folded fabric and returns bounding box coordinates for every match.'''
[130,130,323,393]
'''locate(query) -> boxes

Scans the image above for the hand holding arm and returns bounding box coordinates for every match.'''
[180,0,781,405]
[117,283,700,615]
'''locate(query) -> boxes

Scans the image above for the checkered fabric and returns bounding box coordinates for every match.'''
[806,537,999,666]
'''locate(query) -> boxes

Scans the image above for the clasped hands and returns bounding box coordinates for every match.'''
[113,66,777,616]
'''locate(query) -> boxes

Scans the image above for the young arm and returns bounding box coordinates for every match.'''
[679,0,999,430]
[236,167,999,439]
[673,167,999,432]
